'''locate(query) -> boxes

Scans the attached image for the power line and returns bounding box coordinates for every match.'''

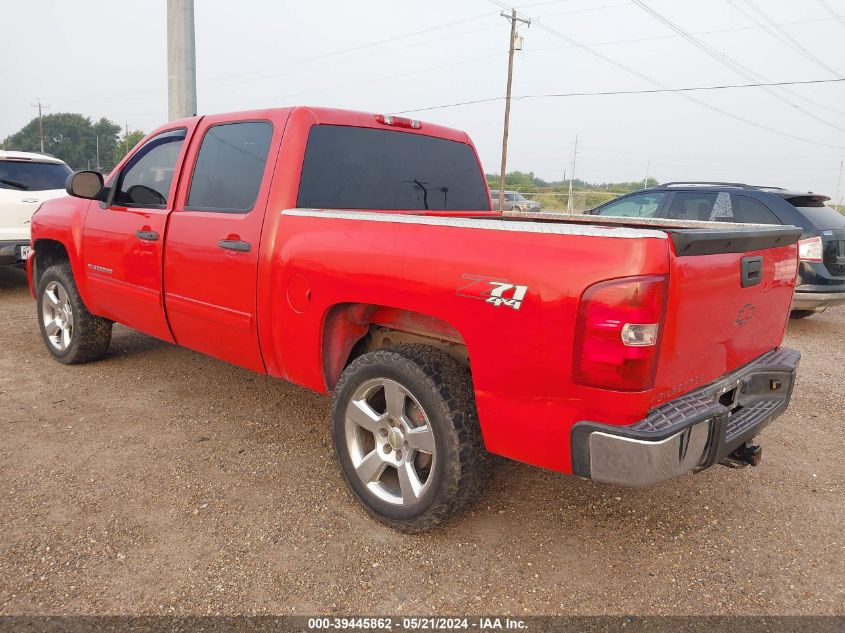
[630,0,845,134]
[391,78,845,114]
[488,0,845,150]
[529,15,844,54]
[200,11,495,86]
[738,0,842,77]
[200,23,504,90]
[817,0,845,31]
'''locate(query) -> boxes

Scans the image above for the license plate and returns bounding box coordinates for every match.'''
[18,245,31,260]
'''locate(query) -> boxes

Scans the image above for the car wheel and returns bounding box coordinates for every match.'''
[789,310,817,319]
[331,345,490,532]
[37,263,112,364]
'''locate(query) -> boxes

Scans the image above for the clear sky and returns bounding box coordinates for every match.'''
[2,0,845,194]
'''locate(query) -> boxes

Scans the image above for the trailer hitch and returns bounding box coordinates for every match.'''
[719,443,762,469]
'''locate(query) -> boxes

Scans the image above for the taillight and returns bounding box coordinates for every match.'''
[374,114,422,129]
[797,236,823,262]
[573,275,668,392]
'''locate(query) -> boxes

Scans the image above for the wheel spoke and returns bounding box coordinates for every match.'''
[45,288,61,309]
[56,284,68,306]
[405,425,435,454]
[61,324,72,349]
[348,399,384,434]
[397,461,423,503]
[44,319,61,337]
[384,380,406,419]
[355,450,387,484]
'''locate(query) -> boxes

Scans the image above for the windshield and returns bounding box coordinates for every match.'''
[0,160,72,191]
[297,125,491,211]
[512,193,526,201]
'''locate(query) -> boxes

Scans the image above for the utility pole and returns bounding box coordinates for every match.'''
[643,156,651,189]
[566,135,578,213]
[167,0,198,121]
[497,9,530,212]
[834,160,844,212]
[30,99,49,153]
[125,122,129,155]
[95,134,100,172]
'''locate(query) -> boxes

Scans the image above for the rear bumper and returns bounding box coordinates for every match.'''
[570,348,800,486]
[0,240,29,265]
[791,290,845,310]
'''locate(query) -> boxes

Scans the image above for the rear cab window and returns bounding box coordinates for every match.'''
[297,125,490,211]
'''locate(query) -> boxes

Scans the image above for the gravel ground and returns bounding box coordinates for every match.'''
[0,265,842,616]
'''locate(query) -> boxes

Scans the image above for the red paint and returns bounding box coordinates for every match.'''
[27,106,798,475]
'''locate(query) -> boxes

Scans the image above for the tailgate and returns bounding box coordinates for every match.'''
[650,225,801,407]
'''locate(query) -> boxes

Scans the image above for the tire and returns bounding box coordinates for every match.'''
[790,310,817,319]
[330,345,490,532]
[36,263,112,364]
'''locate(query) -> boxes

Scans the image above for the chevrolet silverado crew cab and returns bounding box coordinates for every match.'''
[0,151,72,265]
[27,107,802,531]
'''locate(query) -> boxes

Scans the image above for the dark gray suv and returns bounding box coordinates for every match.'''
[588,182,845,318]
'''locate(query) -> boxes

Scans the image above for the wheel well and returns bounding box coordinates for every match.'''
[33,239,70,289]
[322,303,468,391]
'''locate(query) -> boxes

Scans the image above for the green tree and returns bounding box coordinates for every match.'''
[3,113,121,170]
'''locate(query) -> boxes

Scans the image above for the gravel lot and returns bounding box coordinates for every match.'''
[0,265,842,616]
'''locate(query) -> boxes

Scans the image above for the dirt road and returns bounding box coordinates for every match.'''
[0,266,842,615]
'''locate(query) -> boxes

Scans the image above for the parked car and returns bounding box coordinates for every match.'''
[27,109,801,531]
[588,182,845,318]
[494,189,541,211]
[0,151,72,265]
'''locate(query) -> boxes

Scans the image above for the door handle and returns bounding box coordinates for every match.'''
[217,239,251,253]
[135,230,159,241]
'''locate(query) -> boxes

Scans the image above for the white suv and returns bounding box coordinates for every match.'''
[0,151,72,265]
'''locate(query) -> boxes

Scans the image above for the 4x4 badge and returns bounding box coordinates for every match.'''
[457,274,529,311]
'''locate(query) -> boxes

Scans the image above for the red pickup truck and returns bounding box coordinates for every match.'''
[27,106,802,531]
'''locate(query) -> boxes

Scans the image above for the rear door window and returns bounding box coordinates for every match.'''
[186,121,273,213]
[731,195,782,224]
[594,192,665,217]
[665,191,734,221]
[297,125,490,211]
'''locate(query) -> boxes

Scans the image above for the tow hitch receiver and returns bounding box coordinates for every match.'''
[720,443,763,469]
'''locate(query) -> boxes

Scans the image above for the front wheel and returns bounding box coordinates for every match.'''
[330,345,489,532]
[37,263,112,364]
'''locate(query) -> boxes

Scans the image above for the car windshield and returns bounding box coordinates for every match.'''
[512,193,526,201]
[0,160,72,191]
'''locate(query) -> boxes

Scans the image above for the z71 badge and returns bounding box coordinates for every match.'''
[457,274,529,311]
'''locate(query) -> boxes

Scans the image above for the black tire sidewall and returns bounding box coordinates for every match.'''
[37,265,81,362]
[331,351,458,524]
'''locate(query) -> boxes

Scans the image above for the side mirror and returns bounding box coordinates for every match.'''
[66,170,105,200]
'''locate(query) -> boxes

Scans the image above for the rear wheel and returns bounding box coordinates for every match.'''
[330,345,489,532]
[37,263,112,364]
[790,310,817,319]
